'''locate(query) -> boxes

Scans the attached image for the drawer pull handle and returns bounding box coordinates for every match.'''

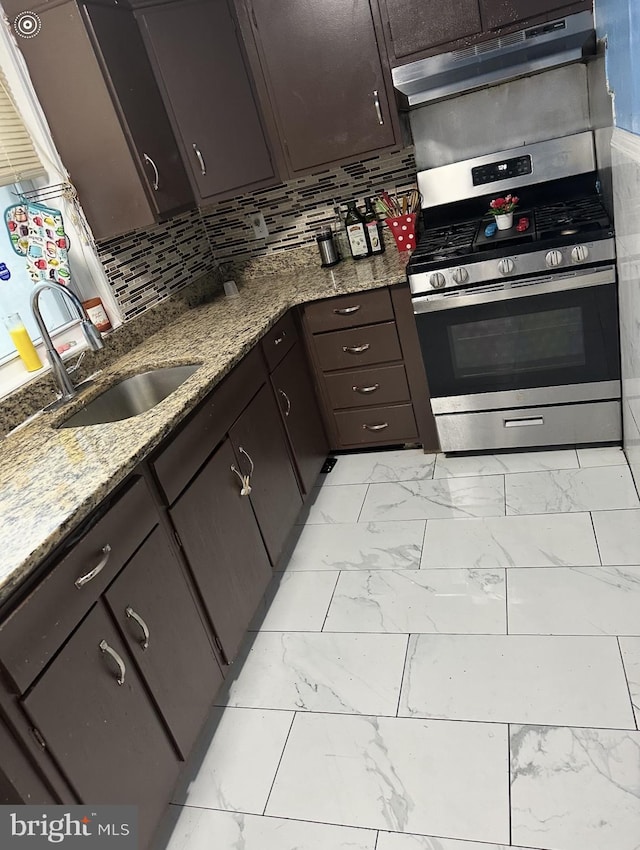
[334,305,361,315]
[99,640,126,686]
[231,447,255,496]
[75,544,111,588]
[353,383,380,395]
[274,331,287,345]
[343,343,370,354]
[504,417,544,428]
[363,422,389,431]
[278,388,292,417]
[125,606,150,650]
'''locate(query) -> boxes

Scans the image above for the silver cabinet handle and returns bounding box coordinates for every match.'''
[278,388,291,417]
[362,422,389,431]
[99,639,126,685]
[373,90,384,125]
[231,446,255,496]
[143,153,159,190]
[274,331,286,345]
[125,606,150,650]
[75,544,111,588]
[192,143,207,176]
[334,305,361,315]
[353,383,380,394]
[343,343,370,354]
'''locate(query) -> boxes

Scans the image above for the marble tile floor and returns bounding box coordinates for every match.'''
[160,447,640,850]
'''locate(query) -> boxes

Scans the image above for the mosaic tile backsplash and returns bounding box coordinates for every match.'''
[96,147,417,317]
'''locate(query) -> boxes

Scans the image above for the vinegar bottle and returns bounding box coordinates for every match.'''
[4,312,42,372]
[363,197,385,255]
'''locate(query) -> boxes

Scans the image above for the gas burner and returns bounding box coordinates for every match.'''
[535,197,610,238]
[412,222,477,261]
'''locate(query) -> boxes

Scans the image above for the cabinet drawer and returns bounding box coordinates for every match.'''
[153,347,266,504]
[325,364,411,410]
[314,322,402,372]
[261,310,298,372]
[334,403,418,447]
[0,477,157,694]
[304,288,393,333]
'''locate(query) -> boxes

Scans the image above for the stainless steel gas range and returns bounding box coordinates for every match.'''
[407,132,620,454]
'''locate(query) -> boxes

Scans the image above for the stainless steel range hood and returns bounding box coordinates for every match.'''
[392,11,596,107]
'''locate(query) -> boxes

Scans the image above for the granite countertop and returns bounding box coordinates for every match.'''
[0,250,409,606]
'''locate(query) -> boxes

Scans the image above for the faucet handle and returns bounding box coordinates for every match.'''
[66,350,86,375]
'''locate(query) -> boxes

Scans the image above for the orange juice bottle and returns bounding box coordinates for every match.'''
[4,312,42,372]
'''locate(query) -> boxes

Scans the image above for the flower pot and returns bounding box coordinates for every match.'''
[495,212,514,230]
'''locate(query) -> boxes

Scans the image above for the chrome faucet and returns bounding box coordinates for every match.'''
[30,281,105,402]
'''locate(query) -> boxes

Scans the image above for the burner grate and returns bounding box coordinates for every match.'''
[412,222,477,260]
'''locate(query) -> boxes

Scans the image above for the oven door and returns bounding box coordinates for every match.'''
[413,265,620,414]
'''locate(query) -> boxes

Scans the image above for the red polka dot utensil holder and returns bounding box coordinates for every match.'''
[385,214,417,253]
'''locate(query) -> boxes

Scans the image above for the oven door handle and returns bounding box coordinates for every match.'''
[412,266,616,313]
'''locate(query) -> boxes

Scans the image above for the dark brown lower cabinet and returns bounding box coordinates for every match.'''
[105,526,223,759]
[22,604,179,849]
[169,438,272,664]
[229,384,303,565]
[271,342,328,495]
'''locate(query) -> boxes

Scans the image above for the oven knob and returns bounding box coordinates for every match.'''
[498,258,515,276]
[429,272,446,289]
[545,250,564,267]
[451,267,469,285]
[571,245,590,263]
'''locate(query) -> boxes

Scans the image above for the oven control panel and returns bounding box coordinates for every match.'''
[472,155,532,186]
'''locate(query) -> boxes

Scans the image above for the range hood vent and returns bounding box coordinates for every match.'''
[392,11,596,107]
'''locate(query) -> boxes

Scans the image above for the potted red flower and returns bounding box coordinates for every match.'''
[489,194,519,230]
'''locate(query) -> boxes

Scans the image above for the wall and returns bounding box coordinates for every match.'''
[595,0,639,134]
[97,147,417,315]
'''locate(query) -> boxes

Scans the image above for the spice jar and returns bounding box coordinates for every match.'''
[82,297,112,333]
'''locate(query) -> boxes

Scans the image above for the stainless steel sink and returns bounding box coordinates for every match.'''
[57,364,201,428]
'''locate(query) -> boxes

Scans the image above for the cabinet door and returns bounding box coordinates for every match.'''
[82,1,193,218]
[271,343,328,495]
[139,0,277,201]
[105,527,223,759]
[170,439,272,663]
[229,384,303,564]
[22,604,179,849]
[245,0,398,173]
[382,0,482,59]
[480,0,580,29]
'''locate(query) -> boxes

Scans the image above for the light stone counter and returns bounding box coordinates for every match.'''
[0,251,409,605]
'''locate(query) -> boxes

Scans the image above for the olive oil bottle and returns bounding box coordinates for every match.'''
[344,201,369,260]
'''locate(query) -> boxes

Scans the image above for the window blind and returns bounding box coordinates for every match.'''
[0,65,46,185]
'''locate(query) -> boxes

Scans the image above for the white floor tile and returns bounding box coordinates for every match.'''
[505,466,640,514]
[163,808,377,850]
[399,634,636,729]
[592,509,640,565]
[422,512,599,568]
[297,484,368,524]
[250,572,338,631]
[511,725,640,850]
[281,521,425,571]
[322,449,435,485]
[266,712,509,843]
[170,707,293,813]
[377,835,531,850]
[508,567,640,635]
[577,446,627,467]
[359,477,505,522]
[323,569,506,634]
[434,449,578,478]
[619,637,640,726]
[217,632,407,715]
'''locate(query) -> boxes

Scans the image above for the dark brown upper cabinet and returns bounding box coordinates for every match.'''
[137,0,280,202]
[234,0,401,176]
[480,0,590,30]
[380,0,482,61]
[3,0,193,241]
